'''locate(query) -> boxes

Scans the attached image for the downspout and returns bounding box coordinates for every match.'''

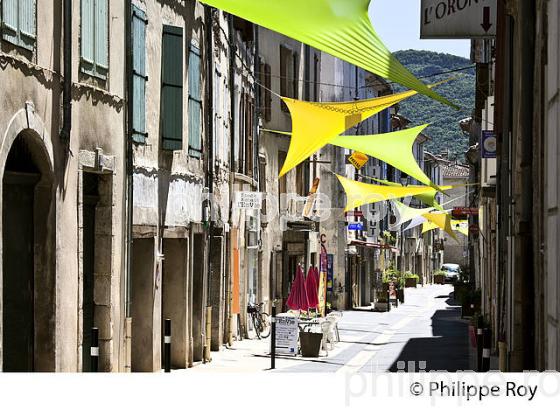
[204,5,215,363]
[226,14,237,346]
[124,0,134,372]
[61,0,72,141]
[253,25,260,180]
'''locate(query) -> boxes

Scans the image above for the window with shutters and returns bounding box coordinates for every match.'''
[161,25,183,151]
[278,151,287,211]
[188,43,202,158]
[258,60,271,122]
[237,92,254,176]
[258,156,267,217]
[131,5,147,144]
[1,0,36,51]
[280,45,298,112]
[80,0,109,79]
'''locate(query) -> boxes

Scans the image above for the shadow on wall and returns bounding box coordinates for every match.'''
[388,293,470,372]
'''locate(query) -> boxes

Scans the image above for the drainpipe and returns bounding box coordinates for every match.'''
[204,5,215,363]
[124,0,134,372]
[253,25,259,180]
[60,0,72,141]
[226,14,237,346]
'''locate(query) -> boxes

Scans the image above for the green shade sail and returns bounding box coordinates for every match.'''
[371,178,446,211]
[198,0,455,107]
[331,124,435,188]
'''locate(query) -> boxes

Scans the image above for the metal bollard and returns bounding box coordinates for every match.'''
[387,290,391,312]
[91,327,99,372]
[476,316,483,371]
[482,328,491,372]
[164,319,171,373]
[271,304,276,370]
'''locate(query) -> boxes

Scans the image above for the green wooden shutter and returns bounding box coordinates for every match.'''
[94,0,108,72]
[188,43,202,158]
[132,5,147,144]
[2,0,19,45]
[161,25,183,151]
[81,0,95,67]
[19,0,36,50]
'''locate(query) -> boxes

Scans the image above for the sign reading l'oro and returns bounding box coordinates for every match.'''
[420,0,497,39]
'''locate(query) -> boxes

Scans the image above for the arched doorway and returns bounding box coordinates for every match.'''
[1,131,54,371]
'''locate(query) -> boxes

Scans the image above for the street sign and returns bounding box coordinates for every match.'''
[348,223,364,231]
[234,191,262,210]
[345,211,364,217]
[348,152,369,170]
[420,0,497,39]
[481,130,497,158]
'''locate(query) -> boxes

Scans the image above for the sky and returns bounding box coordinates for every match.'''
[369,0,471,58]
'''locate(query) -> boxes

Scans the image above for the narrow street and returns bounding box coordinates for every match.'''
[189,285,469,373]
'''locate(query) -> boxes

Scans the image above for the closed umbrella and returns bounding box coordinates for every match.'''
[286,265,310,312]
[306,266,319,309]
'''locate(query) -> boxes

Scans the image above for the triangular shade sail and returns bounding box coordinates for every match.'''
[391,200,434,227]
[423,212,458,241]
[336,175,437,212]
[452,220,469,236]
[198,0,454,107]
[331,124,434,187]
[280,89,417,176]
[371,178,448,210]
[404,215,428,232]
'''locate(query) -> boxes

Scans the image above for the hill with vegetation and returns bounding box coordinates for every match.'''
[393,50,475,159]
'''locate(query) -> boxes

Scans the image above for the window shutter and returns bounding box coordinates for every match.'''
[2,0,19,45]
[81,0,95,64]
[132,5,147,143]
[188,44,202,157]
[19,0,35,49]
[94,0,108,70]
[161,25,184,151]
[265,63,272,121]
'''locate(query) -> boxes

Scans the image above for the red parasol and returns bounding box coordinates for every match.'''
[306,266,319,308]
[286,264,310,311]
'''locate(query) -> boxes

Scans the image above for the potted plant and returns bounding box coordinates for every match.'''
[433,270,446,284]
[404,272,419,288]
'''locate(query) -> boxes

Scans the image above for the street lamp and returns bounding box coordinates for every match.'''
[399,173,409,272]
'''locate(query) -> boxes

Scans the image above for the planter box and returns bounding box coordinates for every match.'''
[405,278,418,288]
[434,275,445,284]
[300,332,323,357]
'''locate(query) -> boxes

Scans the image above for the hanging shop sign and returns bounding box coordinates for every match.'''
[302,177,321,218]
[348,152,369,170]
[234,191,262,210]
[481,130,497,158]
[452,207,480,218]
[274,316,299,356]
[345,211,364,217]
[420,0,497,39]
[327,254,334,291]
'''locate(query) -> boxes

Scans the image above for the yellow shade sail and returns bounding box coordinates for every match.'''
[280,89,417,176]
[371,177,449,210]
[452,220,469,236]
[391,200,434,227]
[336,174,437,212]
[331,124,435,187]
[422,212,458,241]
[198,0,454,107]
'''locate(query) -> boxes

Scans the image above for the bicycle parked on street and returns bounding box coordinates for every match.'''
[247,302,270,339]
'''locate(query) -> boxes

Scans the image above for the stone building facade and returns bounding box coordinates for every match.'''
[0,0,127,371]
